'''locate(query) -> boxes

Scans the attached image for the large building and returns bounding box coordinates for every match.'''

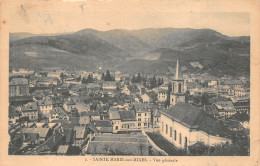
[9,78,29,97]
[159,103,232,151]
[170,58,185,106]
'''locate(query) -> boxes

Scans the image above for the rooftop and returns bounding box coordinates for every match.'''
[161,103,231,138]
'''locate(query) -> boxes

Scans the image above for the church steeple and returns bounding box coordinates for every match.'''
[175,55,183,80]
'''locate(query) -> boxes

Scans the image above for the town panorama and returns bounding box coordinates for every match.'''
[8,28,250,156]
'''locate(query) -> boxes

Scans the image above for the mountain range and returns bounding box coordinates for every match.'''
[9,28,250,77]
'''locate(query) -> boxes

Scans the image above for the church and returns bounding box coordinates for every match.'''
[158,58,232,151]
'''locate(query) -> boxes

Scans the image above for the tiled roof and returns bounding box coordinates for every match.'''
[9,106,20,117]
[91,120,112,127]
[79,116,90,125]
[57,145,69,154]
[38,97,53,106]
[108,110,121,120]
[20,127,50,138]
[74,126,86,139]
[9,78,28,85]
[119,110,136,121]
[21,102,38,112]
[161,103,230,137]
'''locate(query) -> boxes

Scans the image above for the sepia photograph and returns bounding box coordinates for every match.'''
[1,0,260,165]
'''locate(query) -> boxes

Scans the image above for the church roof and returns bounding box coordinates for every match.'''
[161,103,230,138]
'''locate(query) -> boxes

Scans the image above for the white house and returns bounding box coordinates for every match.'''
[159,103,232,151]
[133,103,152,129]
[141,94,151,103]
[109,109,138,133]
[38,97,53,115]
[157,89,168,103]
[121,85,131,95]
[102,81,117,90]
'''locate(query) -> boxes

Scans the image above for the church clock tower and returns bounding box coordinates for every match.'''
[170,57,185,106]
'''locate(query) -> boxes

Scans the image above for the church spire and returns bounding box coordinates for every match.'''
[175,53,183,80]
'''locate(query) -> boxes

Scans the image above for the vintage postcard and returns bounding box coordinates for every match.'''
[0,0,259,165]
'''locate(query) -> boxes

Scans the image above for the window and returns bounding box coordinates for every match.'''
[172,83,175,92]
[179,133,182,145]
[138,123,141,127]
[170,127,172,137]
[162,122,164,131]
[138,118,141,121]
[144,123,147,127]
[174,130,177,140]
[166,124,168,134]
[185,137,188,148]
[178,83,182,93]
[115,126,118,130]
[138,113,141,117]
[145,113,147,116]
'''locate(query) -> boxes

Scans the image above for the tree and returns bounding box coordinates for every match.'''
[165,83,171,107]
[105,70,113,81]
[136,73,141,83]
[85,74,94,84]
[201,93,209,106]
[150,75,157,89]
[101,73,105,80]
[60,73,65,83]
[157,78,161,87]
[132,75,136,83]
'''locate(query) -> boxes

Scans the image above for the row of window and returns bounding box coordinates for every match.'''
[162,122,187,146]
[138,113,149,116]
[172,83,183,93]
[138,118,150,121]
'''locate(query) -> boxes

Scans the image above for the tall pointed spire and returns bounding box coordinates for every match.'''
[175,52,183,80]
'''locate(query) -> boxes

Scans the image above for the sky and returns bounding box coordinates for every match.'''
[7,0,250,36]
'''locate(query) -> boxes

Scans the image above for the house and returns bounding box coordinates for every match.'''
[37,129,65,153]
[81,110,100,121]
[9,78,29,97]
[57,145,70,155]
[52,96,63,108]
[47,71,61,80]
[20,127,52,142]
[213,101,237,119]
[79,116,91,126]
[159,103,232,151]
[62,128,74,145]
[46,107,69,122]
[121,85,131,95]
[91,120,113,133]
[86,133,149,155]
[74,126,88,146]
[133,103,152,129]
[102,81,117,90]
[9,106,20,124]
[38,97,53,115]
[184,82,204,95]
[157,89,168,103]
[21,102,38,121]
[108,109,138,133]
[9,96,33,106]
[152,108,161,128]
[231,97,250,114]
[36,77,58,87]
[159,84,169,91]
[141,94,151,103]
[63,98,77,113]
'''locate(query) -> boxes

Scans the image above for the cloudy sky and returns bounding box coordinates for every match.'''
[7,0,250,36]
